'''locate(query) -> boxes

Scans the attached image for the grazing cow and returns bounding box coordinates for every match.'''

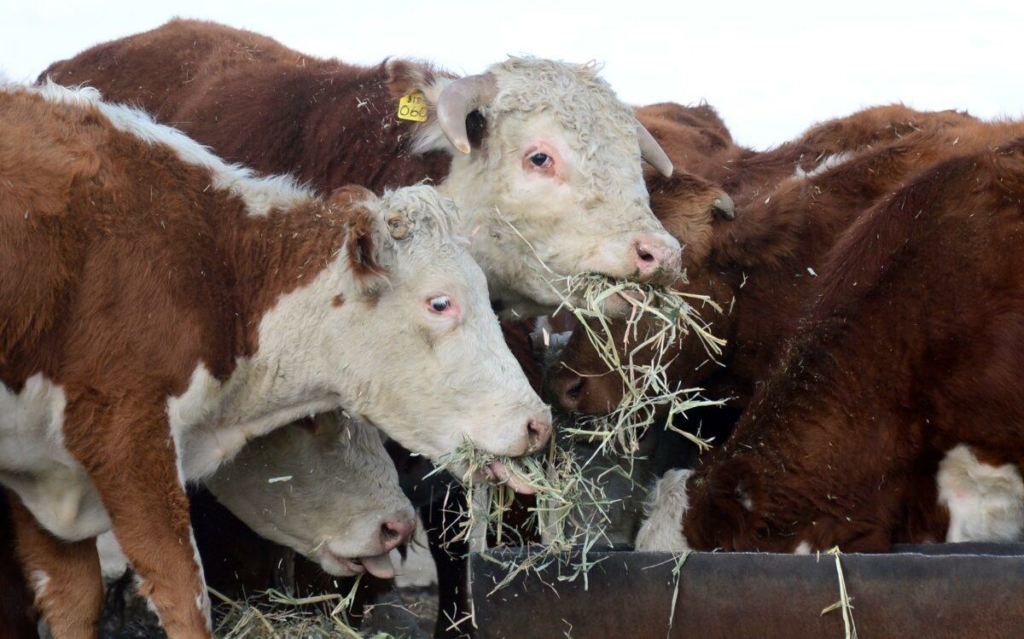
[86,412,414,634]
[42,18,684,317]
[205,412,415,579]
[636,130,1024,554]
[0,81,549,638]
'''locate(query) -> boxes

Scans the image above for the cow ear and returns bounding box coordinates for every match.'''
[386,59,492,156]
[328,186,394,297]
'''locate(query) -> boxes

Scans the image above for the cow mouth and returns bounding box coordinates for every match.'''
[478,460,537,495]
[332,552,395,579]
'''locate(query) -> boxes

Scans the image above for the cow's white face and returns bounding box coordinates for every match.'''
[205,413,415,578]
[259,185,552,460]
[403,58,681,316]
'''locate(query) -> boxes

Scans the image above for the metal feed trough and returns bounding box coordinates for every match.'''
[468,544,1024,638]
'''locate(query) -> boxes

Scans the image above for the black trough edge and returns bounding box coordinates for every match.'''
[468,544,1024,639]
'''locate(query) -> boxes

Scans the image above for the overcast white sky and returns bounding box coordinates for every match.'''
[3,0,1022,149]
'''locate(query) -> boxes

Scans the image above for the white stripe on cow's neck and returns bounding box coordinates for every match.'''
[33,80,315,216]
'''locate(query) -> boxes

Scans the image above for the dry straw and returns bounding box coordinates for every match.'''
[429,268,728,602]
[208,581,386,639]
[208,256,729,633]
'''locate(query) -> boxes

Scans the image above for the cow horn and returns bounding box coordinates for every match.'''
[637,122,674,178]
[437,74,498,155]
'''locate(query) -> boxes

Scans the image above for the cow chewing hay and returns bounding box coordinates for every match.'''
[427,272,729,602]
[555,272,727,457]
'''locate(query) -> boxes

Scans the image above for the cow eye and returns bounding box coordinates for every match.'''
[428,296,451,313]
[529,153,552,169]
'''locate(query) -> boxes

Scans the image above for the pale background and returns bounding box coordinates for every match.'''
[3,0,1021,149]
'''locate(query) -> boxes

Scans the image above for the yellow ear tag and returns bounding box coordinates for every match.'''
[397,90,428,122]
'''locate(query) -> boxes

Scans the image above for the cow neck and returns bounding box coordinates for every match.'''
[215,197,351,361]
[684,312,915,552]
[690,182,847,402]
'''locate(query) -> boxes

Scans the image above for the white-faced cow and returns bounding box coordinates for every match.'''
[0,80,549,638]
[93,412,416,582]
[42,18,682,318]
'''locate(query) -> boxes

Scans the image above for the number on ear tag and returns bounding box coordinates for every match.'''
[397,90,428,122]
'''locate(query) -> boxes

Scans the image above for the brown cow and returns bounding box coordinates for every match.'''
[636,128,1024,553]
[0,81,549,638]
[41,18,685,317]
[551,104,983,415]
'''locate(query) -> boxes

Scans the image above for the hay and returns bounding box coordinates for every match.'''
[820,547,858,639]
[209,580,385,639]
[423,266,728,623]
[555,272,727,459]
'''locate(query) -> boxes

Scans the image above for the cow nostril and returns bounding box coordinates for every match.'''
[636,245,655,263]
[526,417,551,451]
[381,521,402,542]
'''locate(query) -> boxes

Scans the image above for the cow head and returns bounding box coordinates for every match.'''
[546,165,737,415]
[262,184,551,460]
[205,413,415,578]
[389,58,682,317]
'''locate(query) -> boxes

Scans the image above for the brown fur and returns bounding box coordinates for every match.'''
[553,107,1003,414]
[681,133,1024,552]
[0,86,382,637]
[8,492,104,639]
[40,18,452,196]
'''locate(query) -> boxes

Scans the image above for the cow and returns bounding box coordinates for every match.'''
[41,18,685,318]
[550,104,1014,551]
[550,104,985,416]
[83,412,416,634]
[0,80,550,638]
[205,412,415,580]
[635,128,1024,554]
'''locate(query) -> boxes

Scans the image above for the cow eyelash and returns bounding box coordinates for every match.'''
[428,295,452,313]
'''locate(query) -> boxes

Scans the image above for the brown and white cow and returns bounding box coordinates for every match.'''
[0,80,548,638]
[636,129,1024,554]
[42,18,682,318]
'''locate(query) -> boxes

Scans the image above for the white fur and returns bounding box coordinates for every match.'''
[96,532,130,579]
[0,375,110,540]
[30,570,50,599]
[792,152,854,181]
[635,469,692,553]
[938,444,1024,543]
[793,541,812,555]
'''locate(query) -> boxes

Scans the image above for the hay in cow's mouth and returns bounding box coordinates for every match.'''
[554,272,727,457]
[426,271,730,603]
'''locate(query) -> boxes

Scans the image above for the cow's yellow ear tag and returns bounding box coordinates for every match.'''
[397,90,428,122]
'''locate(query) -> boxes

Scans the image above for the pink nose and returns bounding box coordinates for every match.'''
[379,515,416,553]
[526,414,553,453]
[633,234,682,283]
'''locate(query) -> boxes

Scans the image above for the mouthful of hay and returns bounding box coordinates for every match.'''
[430,271,728,593]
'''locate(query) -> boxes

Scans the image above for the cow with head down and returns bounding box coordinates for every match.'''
[40,21,693,632]
[42,18,682,317]
[636,127,1024,555]
[550,103,983,416]
[205,412,416,580]
[91,410,415,606]
[0,81,548,639]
